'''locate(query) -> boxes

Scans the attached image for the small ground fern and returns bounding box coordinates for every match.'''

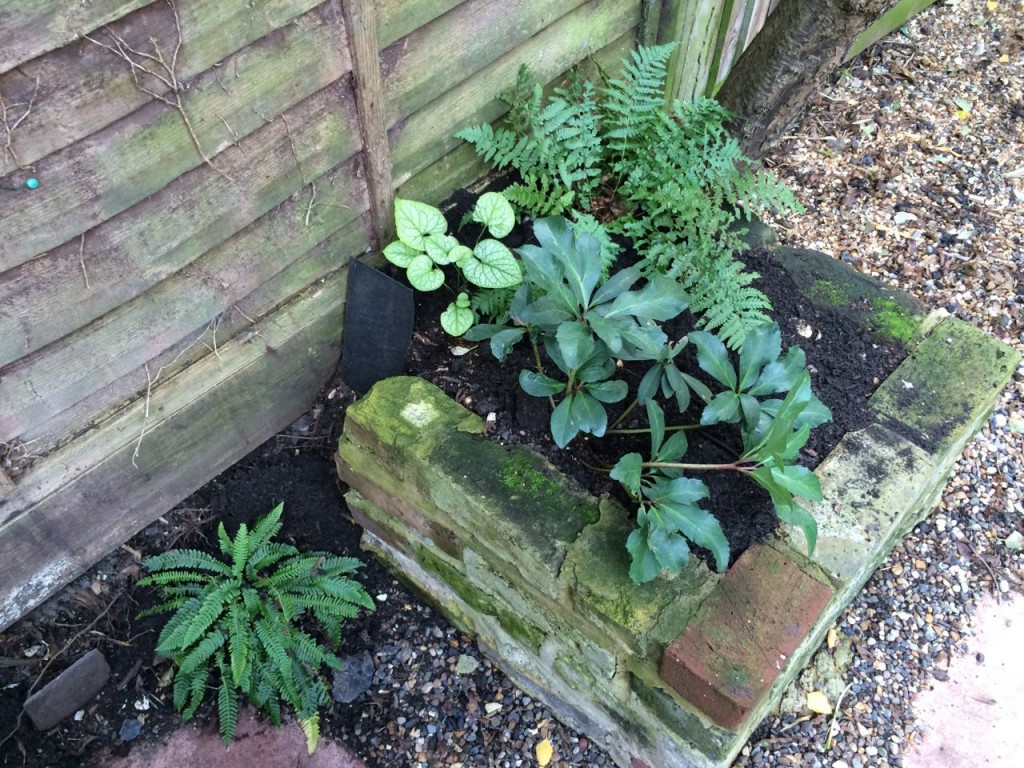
[138,502,374,751]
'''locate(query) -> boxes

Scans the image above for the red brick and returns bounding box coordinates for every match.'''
[659,544,833,730]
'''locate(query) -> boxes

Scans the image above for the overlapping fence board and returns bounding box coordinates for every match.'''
[0,0,324,175]
[0,3,348,271]
[0,79,361,375]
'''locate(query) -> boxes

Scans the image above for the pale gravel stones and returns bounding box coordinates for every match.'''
[737,1,1024,765]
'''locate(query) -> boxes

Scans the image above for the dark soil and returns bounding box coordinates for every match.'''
[404,192,909,559]
[0,193,908,768]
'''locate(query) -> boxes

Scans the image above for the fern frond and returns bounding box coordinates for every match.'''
[179,630,226,675]
[601,43,677,169]
[230,523,250,577]
[248,502,285,554]
[137,569,214,588]
[228,602,251,687]
[143,549,232,577]
[137,596,193,618]
[165,579,236,652]
[217,657,240,746]
[300,714,320,755]
[181,664,209,720]
[246,542,299,575]
[217,522,232,556]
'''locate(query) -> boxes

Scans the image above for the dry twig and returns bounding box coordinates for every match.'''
[84,0,232,182]
[0,76,38,168]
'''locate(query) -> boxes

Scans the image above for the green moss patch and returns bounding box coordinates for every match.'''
[865,298,917,344]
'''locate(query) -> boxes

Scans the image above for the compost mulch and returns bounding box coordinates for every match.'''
[0,214,906,767]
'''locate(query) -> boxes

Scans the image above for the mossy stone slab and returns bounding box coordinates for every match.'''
[771,246,928,344]
[563,497,718,659]
[870,316,1021,457]
[781,424,933,585]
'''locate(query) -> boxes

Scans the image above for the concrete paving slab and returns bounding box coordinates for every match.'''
[905,594,1023,768]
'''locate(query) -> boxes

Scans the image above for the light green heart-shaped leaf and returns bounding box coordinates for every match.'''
[424,233,461,265]
[383,240,421,268]
[406,253,445,291]
[394,198,446,250]
[462,240,522,288]
[440,294,476,336]
[473,192,515,238]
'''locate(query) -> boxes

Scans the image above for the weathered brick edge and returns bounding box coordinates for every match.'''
[336,309,1018,767]
[660,545,833,730]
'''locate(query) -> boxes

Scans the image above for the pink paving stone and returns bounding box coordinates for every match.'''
[96,708,366,768]
[660,544,834,730]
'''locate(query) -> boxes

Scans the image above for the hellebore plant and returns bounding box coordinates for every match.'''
[467,216,831,583]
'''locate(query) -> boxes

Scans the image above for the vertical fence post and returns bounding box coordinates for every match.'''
[339,0,394,248]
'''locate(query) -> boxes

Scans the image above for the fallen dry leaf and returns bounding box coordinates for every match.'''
[807,690,833,715]
[535,738,553,766]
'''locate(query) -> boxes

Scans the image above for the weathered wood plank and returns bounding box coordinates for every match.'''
[0,158,367,445]
[663,0,728,102]
[706,0,744,94]
[0,0,324,175]
[0,0,151,75]
[744,0,773,49]
[341,0,394,246]
[0,266,350,631]
[0,2,349,272]
[381,0,589,127]
[0,83,360,375]
[390,2,640,188]
[17,214,370,456]
[376,0,463,49]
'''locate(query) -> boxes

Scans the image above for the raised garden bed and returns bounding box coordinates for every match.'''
[336,245,1018,768]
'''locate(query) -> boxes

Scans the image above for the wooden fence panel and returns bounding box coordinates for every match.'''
[0,3,349,272]
[0,0,152,74]
[0,0,646,630]
[0,80,360,374]
[390,0,641,191]
[0,0,323,176]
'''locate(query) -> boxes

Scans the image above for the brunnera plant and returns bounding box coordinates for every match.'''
[467,216,831,583]
[138,503,374,752]
[383,193,523,336]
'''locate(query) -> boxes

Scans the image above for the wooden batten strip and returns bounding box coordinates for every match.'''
[339,0,394,246]
[661,0,728,102]
[0,0,151,75]
[0,267,351,631]
[391,2,640,191]
[0,2,350,273]
[0,0,324,175]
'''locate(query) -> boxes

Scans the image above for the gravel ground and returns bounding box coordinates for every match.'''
[738,1,1024,766]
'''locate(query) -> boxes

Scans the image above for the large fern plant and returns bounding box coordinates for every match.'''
[138,503,374,751]
[456,43,803,347]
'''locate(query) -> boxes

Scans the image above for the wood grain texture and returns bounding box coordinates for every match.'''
[0,266,350,630]
[376,0,463,48]
[662,0,728,101]
[0,2,349,272]
[0,0,323,175]
[380,0,588,127]
[340,0,394,246]
[17,214,370,454]
[0,0,151,75]
[390,1,640,189]
[0,156,367,445]
[707,0,744,93]
[0,81,362,424]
